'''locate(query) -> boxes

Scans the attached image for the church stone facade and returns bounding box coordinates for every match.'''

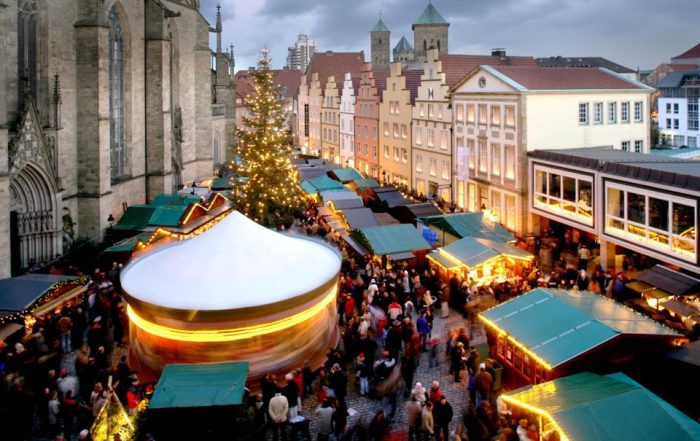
[0,0,235,277]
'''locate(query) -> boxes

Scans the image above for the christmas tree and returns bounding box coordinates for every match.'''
[231,48,305,226]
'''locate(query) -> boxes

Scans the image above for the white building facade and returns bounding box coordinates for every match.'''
[658,70,700,148]
[339,73,357,167]
[451,65,653,236]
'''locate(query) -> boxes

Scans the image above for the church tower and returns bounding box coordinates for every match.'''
[370,15,390,70]
[212,4,236,164]
[412,1,449,62]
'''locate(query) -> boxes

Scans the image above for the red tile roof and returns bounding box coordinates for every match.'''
[487,66,643,90]
[305,51,366,90]
[373,70,390,102]
[673,43,700,60]
[667,63,700,71]
[403,69,423,104]
[439,54,536,87]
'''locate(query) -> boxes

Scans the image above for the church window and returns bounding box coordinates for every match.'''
[109,7,127,179]
[17,0,39,98]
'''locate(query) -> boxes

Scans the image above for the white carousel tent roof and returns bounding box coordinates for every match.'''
[121,211,340,311]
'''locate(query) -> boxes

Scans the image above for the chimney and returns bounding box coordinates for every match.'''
[491,48,507,60]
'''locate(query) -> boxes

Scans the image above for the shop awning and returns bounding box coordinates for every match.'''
[389,203,443,224]
[301,175,347,194]
[661,299,698,318]
[354,224,431,256]
[151,194,201,207]
[502,372,700,441]
[341,208,378,230]
[0,323,23,340]
[480,288,681,369]
[324,215,348,234]
[666,340,700,367]
[342,235,370,257]
[377,190,412,208]
[317,206,333,217]
[322,191,363,209]
[427,251,462,270]
[417,212,515,243]
[210,177,233,191]
[149,362,249,409]
[637,265,700,297]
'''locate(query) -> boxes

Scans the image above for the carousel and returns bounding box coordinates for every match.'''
[120,211,342,384]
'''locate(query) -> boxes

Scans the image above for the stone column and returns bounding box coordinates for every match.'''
[74,1,112,240]
[144,0,172,200]
[0,2,10,278]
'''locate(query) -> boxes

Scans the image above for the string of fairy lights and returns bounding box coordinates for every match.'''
[0,276,90,326]
[229,49,305,225]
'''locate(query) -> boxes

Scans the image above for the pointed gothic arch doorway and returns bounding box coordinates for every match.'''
[9,163,60,274]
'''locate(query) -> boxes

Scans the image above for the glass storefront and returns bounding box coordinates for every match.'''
[605,182,697,262]
[533,166,593,226]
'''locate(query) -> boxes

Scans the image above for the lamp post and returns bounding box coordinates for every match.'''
[107,214,115,228]
[382,170,386,186]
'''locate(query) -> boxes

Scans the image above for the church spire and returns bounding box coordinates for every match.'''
[215,3,222,53]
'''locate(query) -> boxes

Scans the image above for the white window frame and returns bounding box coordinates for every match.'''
[416,154,423,173]
[593,102,603,125]
[579,102,589,125]
[634,140,643,153]
[429,158,437,177]
[621,102,630,123]
[634,101,643,123]
[533,165,594,226]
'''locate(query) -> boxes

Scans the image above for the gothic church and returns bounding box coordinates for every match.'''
[0,0,235,277]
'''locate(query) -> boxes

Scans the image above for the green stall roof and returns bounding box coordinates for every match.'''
[354,224,431,256]
[210,177,233,190]
[437,236,532,269]
[149,362,249,409]
[481,288,681,368]
[330,168,363,182]
[148,205,188,227]
[418,212,515,243]
[112,205,156,231]
[301,175,348,194]
[151,194,200,207]
[353,178,381,190]
[505,372,700,441]
[103,233,152,254]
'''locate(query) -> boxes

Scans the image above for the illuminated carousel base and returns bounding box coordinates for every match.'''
[127,304,339,391]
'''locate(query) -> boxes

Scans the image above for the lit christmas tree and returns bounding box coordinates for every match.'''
[231,48,305,226]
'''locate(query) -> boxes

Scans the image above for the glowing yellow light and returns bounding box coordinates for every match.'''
[479,314,553,371]
[127,285,338,342]
[500,393,571,441]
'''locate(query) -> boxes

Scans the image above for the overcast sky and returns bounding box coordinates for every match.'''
[203,0,699,72]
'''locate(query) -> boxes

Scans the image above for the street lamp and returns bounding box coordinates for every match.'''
[107,214,115,228]
[381,170,386,185]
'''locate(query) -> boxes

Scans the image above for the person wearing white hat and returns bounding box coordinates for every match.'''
[473,363,493,408]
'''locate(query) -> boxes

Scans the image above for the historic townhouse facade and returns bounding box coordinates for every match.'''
[355,63,386,178]
[0,0,234,277]
[379,62,421,189]
[295,75,309,151]
[451,65,653,236]
[321,76,341,164]
[339,73,357,167]
[307,73,323,155]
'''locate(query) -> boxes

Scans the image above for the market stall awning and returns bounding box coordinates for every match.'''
[637,265,700,297]
[322,190,363,209]
[149,362,249,409]
[352,178,380,190]
[354,224,431,256]
[103,233,152,254]
[341,208,378,230]
[427,251,462,270]
[376,190,412,208]
[389,252,417,261]
[151,194,201,207]
[666,340,700,367]
[389,203,443,224]
[417,212,515,243]
[480,288,681,369]
[342,235,370,257]
[661,299,698,318]
[210,177,233,191]
[0,274,81,314]
[502,372,700,441]
[301,175,348,194]
[323,214,348,234]
[433,236,533,269]
[112,205,156,231]
[329,168,363,182]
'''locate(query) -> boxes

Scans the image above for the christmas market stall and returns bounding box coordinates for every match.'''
[144,362,249,440]
[417,212,515,247]
[479,288,686,389]
[499,372,700,441]
[347,177,381,192]
[321,190,364,210]
[121,211,342,386]
[427,236,534,285]
[300,175,347,196]
[362,186,413,211]
[327,167,363,183]
[352,224,432,268]
[626,264,700,310]
[389,202,443,225]
[0,274,90,340]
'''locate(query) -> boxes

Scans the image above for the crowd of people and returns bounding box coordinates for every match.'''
[0,263,148,441]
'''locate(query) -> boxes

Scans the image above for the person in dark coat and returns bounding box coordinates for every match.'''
[329,363,347,407]
[433,395,453,441]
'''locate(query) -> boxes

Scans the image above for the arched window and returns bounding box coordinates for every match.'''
[109,7,126,179]
[17,0,39,97]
